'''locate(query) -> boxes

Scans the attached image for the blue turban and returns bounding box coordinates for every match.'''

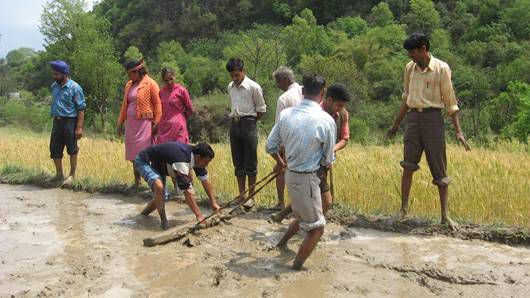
[50,60,70,75]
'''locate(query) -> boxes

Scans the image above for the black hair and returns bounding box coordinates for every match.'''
[226,58,244,72]
[192,143,215,159]
[161,67,174,79]
[302,74,326,97]
[326,84,351,102]
[125,59,148,78]
[403,32,430,51]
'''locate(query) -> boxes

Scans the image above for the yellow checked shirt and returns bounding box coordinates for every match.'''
[402,56,459,115]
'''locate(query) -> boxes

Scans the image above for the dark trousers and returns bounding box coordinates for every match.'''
[230,117,258,177]
[400,109,450,186]
[50,117,79,159]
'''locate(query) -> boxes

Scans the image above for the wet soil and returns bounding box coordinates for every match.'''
[1,184,529,297]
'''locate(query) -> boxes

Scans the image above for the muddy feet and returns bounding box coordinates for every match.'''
[441,217,459,231]
[160,220,170,230]
[270,213,284,224]
[60,175,74,188]
[385,209,408,225]
[243,199,255,211]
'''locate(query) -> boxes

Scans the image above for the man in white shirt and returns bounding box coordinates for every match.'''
[226,58,267,208]
[272,66,303,210]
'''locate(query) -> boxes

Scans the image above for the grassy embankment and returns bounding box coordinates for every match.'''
[0,127,529,228]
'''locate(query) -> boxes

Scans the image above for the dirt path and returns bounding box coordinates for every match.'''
[1,184,529,297]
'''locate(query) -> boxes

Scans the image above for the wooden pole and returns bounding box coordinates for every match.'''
[143,171,279,247]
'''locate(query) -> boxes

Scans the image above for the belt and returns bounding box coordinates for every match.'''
[409,107,441,113]
[231,116,257,122]
[54,116,76,120]
[288,169,317,174]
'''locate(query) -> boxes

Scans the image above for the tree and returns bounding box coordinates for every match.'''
[488,81,530,142]
[123,46,143,62]
[40,0,122,133]
[70,13,122,132]
[368,2,395,27]
[328,16,368,38]
[402,0,441,34]
[281,9,332,65]
[500,0,530,40]
[224,24,287,90]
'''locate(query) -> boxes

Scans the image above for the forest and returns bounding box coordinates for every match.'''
[0,0,529,143]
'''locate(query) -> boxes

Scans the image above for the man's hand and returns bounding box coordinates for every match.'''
[456,131,471,151]
[273,161,286,174]
[75,127,83,140]
[116,124,124,137]
[386,126,398,140]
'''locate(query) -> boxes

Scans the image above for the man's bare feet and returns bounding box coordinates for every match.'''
[243,199,255,210]
[60,175,74,188]
[270,213,283,224]
[211,203,221,212]
[160,220,170,230]
[386,209,408,225]
[441,217,459,231]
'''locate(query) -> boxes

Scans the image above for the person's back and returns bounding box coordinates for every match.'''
[276,101,335,173]
[266,74,336,270]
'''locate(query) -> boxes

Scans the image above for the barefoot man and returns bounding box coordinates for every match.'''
[48,60,85,187]
[272,66,303,210]
[271,83,352,222]
[266,74,336,270]
[387,33,470,230]
[226,58,267,209]
[136,142,221,229]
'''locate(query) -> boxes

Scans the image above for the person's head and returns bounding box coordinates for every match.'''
[50,60,69,84]
[161,67,176,86]
[302,74,326,102]
[273,66,295,92]
[324,84,351,114]
[125,59,147,82]
[226,58,245,85]
[403,32,430,63]
[192,143,215,168]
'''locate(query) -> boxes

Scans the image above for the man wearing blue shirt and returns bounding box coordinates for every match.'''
[49,60,86,186]
[266,74,336,270]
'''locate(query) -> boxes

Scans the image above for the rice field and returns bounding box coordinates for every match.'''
[0,127,529,227]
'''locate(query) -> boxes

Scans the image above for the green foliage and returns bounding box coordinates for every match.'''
[328,16,368,38]
[183,57,225,96]
[368,2,395,27]
[223,24,286,91]
[281,9,332,65]
[500,0,530,40]
[403,0,441,34]
[488,81,530,142]
[123,46,143,62]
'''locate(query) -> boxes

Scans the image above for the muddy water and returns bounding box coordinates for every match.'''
[1,184,529,298]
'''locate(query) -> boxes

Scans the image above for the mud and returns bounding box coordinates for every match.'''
[1,184,529,297]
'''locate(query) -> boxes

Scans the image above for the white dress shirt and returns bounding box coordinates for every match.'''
[227,76,266,118]
[275,82,303,123]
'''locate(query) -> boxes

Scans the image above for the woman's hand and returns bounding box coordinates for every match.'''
[117,124,124,137]
[152,123,158,135]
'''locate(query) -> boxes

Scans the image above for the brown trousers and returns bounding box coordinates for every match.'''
[400,109,450,186]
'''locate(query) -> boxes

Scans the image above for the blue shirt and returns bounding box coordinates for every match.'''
[50,79,86,117]
[266,99,336,172]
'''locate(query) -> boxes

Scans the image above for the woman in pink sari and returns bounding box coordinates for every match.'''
[156,67,193,145]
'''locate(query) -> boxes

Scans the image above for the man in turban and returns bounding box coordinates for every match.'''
[49,60,86,186]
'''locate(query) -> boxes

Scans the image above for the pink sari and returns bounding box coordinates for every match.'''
[125,83,153,161]
[156,83,193,144]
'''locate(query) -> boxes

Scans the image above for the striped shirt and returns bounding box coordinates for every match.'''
[266,99,336,173]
